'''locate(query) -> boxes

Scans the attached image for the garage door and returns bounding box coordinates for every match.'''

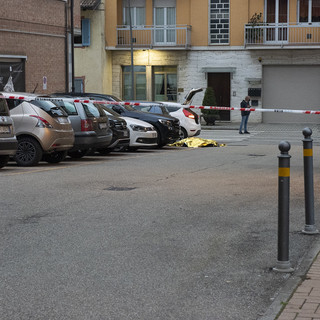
[262,65,320,124]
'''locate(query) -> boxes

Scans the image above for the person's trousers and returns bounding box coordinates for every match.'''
[239,115,249,132]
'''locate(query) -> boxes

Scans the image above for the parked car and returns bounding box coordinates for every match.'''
[157,88,203,139]
[0,94,18,168]
[94,106,130,155]
[101,105,158,151]
[3,93,74,166]
[59,93,180,147]
[51,98,113,158]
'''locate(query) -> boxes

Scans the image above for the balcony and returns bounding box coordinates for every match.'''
[244,23,320,49]
[116,25,191,49]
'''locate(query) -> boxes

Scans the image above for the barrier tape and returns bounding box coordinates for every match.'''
[2,92,320,115]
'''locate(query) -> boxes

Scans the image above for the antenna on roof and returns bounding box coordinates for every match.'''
[32,83,38,93]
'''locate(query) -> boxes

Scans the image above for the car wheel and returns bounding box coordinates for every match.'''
[68,149,89,159]
[155,128,165,148]
[97,148,112,156]
[14,136,43,166]
[179,127,188,140]
[43,151,67,163]
[0,155,9,169]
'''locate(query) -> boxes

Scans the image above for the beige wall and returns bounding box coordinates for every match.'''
[75,3,112,94]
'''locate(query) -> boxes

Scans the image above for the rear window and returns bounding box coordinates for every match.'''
[31,100,68,117]
[82,103,105,118]
[0,98,10,116]
[166,106,180,112]
[53,101,78,115]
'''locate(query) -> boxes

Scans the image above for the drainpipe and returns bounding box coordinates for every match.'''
[65,0,69,92]
[70,0,75,92]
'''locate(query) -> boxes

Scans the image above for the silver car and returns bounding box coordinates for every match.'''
[4,93,74,166]
[0,94,17,168]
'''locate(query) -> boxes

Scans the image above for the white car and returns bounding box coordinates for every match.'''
[102,108,158,150]
[158,88,203,139]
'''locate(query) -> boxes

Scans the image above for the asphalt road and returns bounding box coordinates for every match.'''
[1,127,320,320]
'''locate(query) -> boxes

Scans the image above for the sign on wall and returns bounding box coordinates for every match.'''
[0,62,25,92]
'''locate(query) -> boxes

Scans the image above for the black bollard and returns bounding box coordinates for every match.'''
[302,128,319,234]
[273,141,294,273]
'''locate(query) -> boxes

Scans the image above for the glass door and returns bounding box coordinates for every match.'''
[154,7,176,45]
[265,0,288,43]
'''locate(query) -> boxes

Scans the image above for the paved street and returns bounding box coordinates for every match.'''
[1,124,320,319]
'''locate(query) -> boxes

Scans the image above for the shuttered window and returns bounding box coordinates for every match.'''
[82,18,90,46]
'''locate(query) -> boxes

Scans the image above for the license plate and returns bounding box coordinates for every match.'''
[0,126,10,134]
[99,122,107,129]
[57,117,69,124]
[151,132,157,138]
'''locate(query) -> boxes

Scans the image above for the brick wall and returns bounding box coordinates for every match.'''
[0,0,80,94]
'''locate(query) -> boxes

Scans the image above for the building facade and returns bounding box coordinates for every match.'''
[0,0,81,94]
[76,0,320,124]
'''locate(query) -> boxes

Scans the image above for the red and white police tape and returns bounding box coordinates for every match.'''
[2,92,320,115]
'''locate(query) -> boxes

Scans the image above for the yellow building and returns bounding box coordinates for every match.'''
[75,0,320,124]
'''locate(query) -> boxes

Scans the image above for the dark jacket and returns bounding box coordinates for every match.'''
[241,100,251,116]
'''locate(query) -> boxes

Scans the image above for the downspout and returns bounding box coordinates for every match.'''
[70,0,75,92]
[65,0,69,92]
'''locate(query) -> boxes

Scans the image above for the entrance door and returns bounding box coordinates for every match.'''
[208,73,230,121]
[265,0,288,43]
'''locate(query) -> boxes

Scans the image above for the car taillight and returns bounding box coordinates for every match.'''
[30,115,53,128]
[183,109,195,119]
[81,119,93,131]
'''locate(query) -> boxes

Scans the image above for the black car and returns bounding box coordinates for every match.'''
[96,105,130,154]
[62,92,180,147]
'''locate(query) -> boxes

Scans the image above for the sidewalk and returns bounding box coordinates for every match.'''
[277,252,320,320]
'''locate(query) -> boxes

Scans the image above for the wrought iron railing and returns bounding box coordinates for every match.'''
[245,23,320,47]
[116,25,191,48]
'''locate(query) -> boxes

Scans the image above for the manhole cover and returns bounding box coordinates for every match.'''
[248,154,266,157]
[105,186,136,191]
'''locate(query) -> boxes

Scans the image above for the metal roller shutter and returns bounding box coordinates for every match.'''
[262,65,320,124]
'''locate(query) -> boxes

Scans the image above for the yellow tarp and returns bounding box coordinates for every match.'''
[169,137,226,148]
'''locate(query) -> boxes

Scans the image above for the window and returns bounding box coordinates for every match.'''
[209,0,230,45]
[123,0,146,25]
[122,66,146,100]
[74,18,90,46]
[299,0,320,23]
[153,66,177,102]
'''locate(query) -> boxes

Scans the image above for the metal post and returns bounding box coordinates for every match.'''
[128,0,134,100]
[273,141,294,273]
[302,127,319,234]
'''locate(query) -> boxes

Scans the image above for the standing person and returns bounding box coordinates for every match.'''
[239,96,251,134]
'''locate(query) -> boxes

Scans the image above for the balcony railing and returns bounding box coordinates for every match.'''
[116,25,191,49]
[245,23,320,48]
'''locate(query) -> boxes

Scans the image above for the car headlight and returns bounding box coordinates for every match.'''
[130,124,153,132]
[158,119,173,128]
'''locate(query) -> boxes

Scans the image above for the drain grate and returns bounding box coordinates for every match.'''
[105,186,136,191]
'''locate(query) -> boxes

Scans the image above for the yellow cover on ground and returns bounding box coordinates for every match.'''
[169,137,225,148]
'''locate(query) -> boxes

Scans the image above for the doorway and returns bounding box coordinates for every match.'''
[207,73,230,121]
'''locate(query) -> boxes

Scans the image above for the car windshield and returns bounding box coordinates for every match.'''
[82,103,105,118]
[0,98,9,116]
[123,104,136,112]
[53,101,78,115]
[30,100,68,117]
[99,104,120,117]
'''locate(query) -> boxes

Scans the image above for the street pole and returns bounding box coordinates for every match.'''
[128,0,134,100]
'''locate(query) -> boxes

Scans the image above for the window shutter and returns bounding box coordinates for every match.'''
[82,19,90,46]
